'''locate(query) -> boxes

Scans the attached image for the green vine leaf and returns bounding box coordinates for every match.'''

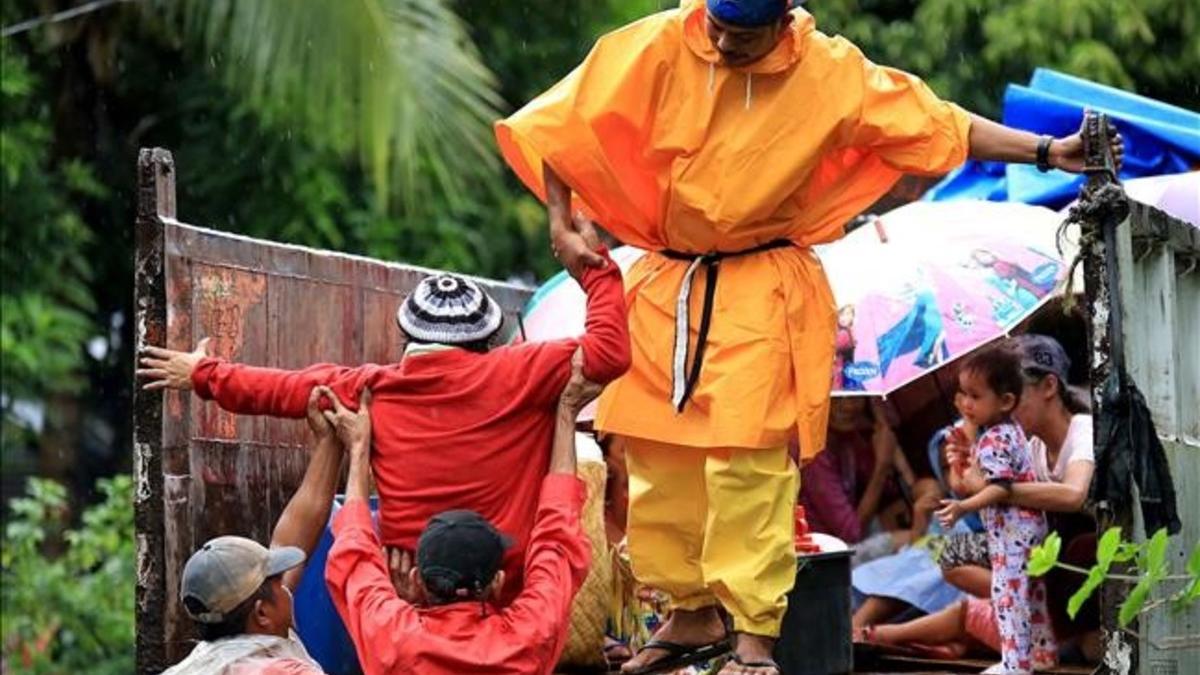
[1028,532,1062,577]
[1120,578,1153,627]
[1186,540,1200,579]
[1112,542,1140,563]
[1145,528,1170,577]
[1068,565,1106,619]
[1097,526,1122,567]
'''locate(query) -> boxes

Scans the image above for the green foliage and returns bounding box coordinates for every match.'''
[1,476,135,674]
[1182,542,1200,610]
[0,37,101,442]
[160,0,505,212]
[1069,561,1109,620]
[809,0,1200,117]
[1028,530,1060,577]
[1029,526,1200,630]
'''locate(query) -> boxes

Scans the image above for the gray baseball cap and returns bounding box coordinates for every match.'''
[1016,334,1071,383]
[180,536,305,624]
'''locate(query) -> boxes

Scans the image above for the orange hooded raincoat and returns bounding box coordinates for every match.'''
[496,0,971,459]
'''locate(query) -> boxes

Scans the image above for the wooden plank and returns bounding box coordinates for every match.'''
[1173,268,1200,442]
[134,148,174,674]
[1137,440,1200,675]
[1119,241,1179,436]
[362,288,407,364]
[189,262,270,443]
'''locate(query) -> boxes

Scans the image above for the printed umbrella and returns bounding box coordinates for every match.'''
[1119,171,1199,226]
[816,200,1068,396]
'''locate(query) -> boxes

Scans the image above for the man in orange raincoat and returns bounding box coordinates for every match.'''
[496,1,1120,672]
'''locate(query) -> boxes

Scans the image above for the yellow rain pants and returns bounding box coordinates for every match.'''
[624,436,798,637]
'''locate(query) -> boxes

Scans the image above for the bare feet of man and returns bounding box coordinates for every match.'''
[620,606,728,674]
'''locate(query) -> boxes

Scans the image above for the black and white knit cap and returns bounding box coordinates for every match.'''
[397,274,503,345]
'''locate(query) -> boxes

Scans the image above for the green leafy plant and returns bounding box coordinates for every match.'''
[1029,526,1200,649]
[1,475,134,674]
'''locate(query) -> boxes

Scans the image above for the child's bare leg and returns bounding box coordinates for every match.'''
[872,600,968,646]
[943,564,992,598]
[852,596,907,631]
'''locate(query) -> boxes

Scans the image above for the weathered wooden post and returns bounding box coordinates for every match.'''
[134,148,174,673]
[1075,113,1138,674]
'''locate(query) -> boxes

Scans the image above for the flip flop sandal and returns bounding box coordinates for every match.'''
[621,637,732,675]
[729,653,781,674]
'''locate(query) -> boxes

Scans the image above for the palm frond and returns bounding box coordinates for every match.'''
[159,0,505,212]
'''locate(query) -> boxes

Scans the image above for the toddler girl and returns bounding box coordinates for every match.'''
[936,343,1056,673]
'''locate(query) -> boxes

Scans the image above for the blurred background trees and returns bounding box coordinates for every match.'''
[0,0,1196,666]
[4,0,1198,504]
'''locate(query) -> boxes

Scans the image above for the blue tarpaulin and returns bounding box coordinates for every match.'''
[924,69,1200,208]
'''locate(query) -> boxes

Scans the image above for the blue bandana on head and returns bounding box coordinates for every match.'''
[706,0,790,27]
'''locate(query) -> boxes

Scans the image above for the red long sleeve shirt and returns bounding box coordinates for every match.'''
[325,475,591,675]
[190,256,628,600]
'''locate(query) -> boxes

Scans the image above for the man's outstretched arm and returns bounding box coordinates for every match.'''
[138,339,370,418]
[271,387,347,591]
[967,113,1125,173]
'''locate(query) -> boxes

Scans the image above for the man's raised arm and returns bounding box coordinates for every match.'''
[138,338,372,418]
[271,386,349,591]
[503,349,600,666]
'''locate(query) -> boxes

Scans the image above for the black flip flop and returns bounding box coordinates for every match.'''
[620,637,732,675]
[728,653,781,674]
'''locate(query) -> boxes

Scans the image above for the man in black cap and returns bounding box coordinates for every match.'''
[164,388,345,675]
[323,350,598,675]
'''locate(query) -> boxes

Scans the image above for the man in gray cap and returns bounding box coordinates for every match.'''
[163,388,345,675]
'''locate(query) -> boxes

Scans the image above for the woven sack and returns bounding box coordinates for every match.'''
[557,459,610,669]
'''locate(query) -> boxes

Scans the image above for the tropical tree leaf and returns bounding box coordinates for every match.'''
[1028,531,1062,577]
[158,0,505,212]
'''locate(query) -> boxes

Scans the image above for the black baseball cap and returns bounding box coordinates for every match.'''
[1016,334,1071,383]
[416,510,513,599]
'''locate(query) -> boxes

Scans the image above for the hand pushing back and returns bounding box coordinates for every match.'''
[559,348,602,417]
[319,386,373,455]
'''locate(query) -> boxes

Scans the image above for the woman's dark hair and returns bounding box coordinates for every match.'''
[961,341,1025,402]
[186,577,277,642]
[1024,368,1091,415]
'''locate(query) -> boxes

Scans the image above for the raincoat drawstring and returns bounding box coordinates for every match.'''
[708,65,753,109]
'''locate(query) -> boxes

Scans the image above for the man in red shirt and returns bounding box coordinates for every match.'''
[139,255,629,601]
[320,350,597,674]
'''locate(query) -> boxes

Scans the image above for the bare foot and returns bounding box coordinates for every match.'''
[719,633,779,674]
[620,606,726,673]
